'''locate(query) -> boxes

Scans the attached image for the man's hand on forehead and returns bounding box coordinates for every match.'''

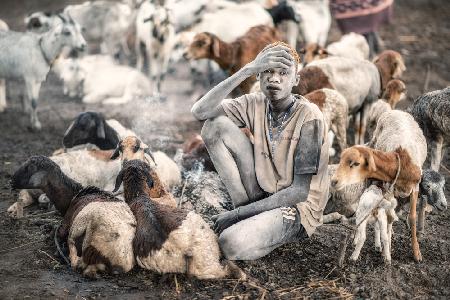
[246,44,294,74]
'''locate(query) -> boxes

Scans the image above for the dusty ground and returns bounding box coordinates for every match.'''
[0,0,449,299]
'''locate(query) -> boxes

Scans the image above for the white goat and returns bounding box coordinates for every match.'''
[287,0,331,47]
[0,14,86,130]
[57,56,152,104]
[136,2,176,98]
[350,185,398,264]
[62,112,182,188]
[326,32,370,61]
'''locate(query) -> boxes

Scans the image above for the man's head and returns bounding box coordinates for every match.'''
[257,42,300,101]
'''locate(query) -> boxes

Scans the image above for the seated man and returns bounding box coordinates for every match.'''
[191,42,329,260]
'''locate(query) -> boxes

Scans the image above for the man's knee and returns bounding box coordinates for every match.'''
[201,116,235,144]
[218,229,244,260]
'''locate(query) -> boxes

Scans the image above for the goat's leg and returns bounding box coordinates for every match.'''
[7,190,35,218]
[327,130,336,157]
[378,211,391,264]
[68,238,81,269]
[409,191,422,262]
[334,116,348,153]
[0,78,6,112]
[359,102,372,145]
[322,212,347,223]
[25,79,42,131]
[374,221,382,252]
[350,219,368,261]
[353,111,361,145]
[136,40,144,72]
[430,137,444,172]
[418,195,427,236]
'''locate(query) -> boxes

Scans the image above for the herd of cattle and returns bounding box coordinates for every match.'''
[0,0,449,280]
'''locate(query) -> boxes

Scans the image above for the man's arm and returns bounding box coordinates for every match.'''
[191,44,294,121]
[212,119,323,233]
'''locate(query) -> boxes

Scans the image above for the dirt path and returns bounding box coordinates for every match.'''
[0,0,449,299]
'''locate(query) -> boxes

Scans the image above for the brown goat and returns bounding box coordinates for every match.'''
[381,79,406,109]
[299,43,328,64]
[111,136,177,208]
[373,50,406,91]
[331,145,423,261]
[292,66,334,95]
[185,25,281,94]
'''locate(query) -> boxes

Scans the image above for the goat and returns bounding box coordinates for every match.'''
[62,112,181,188]
[0,13,86,130]
[366,79,406,138]
[287,0,331,47]
[113,159,244,279]
[136,2,176,98]
[7,148,121,218]
[304,88,348,156]
[350,185,398,264]
[11,156,136,277]
[26,1,134,60]
[331,110,427,262]
[300,33,370,64]
[0,19,8,113]
[57,56,152,104]
[185,25,281,94]
[181,134,216,172]
[306,50,405,144]
[409,86,450,171]
[111,136,177,208]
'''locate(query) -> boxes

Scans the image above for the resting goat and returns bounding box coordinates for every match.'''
[11,156,136,277]
[63,112,181,188]
[113,160,244,279]
[0,13,86,130]
[111,136,177,208]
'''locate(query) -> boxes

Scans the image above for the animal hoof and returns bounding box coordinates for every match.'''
[7,203,23,218]
[383,258,391,265]
[414,251,423,262]
[328,148,336,157]
[375,246,382,253]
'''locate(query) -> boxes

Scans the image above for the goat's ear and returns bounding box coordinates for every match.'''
[363,151,377,172]
[144,148,157,166]
[319,48,328,56]
[133,139,141,153]
[113,169,124,193]
[97,119,106,139]
[110,142,121,160]
[145,170,154,189]
[212,37,220,58]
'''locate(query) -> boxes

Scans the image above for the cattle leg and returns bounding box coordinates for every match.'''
[409,191,422,262]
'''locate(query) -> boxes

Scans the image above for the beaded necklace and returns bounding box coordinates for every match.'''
[267,97,296,154]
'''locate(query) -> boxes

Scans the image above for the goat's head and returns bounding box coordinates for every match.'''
[185,32,219,60]
[25,11,53,33]
[59,58,85,98]
[11,156,60,190]
[111,136,156,165]
[113,159,154,194]
[331,146,376,190]
[55,13,87,52]
[299,43,328,65]
[373,50,406,89]
[63,112,113,149]
[145,5,172,44]
[420,169,447,211]
[382,79,407,108]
